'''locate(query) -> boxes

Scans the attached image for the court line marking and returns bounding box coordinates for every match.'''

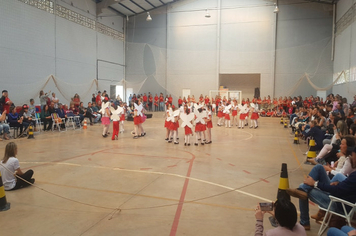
[20,161,272,202]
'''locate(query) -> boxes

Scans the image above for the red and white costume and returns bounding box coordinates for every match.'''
[250,103,260,128]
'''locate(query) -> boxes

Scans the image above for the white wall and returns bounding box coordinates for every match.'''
[333,0,356,102]
[0,0,124,105]
[126,0,334,101]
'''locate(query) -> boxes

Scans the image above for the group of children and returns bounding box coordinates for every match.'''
[217,100,260,129]
[164,102,213,146]
[100,97,127,140]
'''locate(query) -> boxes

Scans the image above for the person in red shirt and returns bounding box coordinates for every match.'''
[204,95,210,105]
[154,94,159,112]
[96,91,102,107]
[257,97,262,109]
[178,96,183,107]
[0,90,12,114]
[159,93,164,111]
[168,95,173,105]
[142,93,148,110]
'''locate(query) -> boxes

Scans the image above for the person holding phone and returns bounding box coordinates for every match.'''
[254,199,306,236]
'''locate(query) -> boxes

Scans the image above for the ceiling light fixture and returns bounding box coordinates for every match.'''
[146,12,152,21]
[273,3,279,13]
[205,9,211,18]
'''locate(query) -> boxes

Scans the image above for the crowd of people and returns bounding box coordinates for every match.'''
[2,88,356,235]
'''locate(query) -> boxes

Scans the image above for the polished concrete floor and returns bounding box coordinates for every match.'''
[1,113,320,236]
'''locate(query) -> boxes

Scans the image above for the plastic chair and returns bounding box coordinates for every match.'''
[318,196,356,235]
[51,113,66,132]
[66,116,76,130]
[34,113,42,132]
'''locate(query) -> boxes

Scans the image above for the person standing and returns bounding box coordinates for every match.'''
[0,90,12,114]
[51,92,59,109]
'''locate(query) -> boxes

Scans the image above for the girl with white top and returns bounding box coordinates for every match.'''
[0,142,35,190]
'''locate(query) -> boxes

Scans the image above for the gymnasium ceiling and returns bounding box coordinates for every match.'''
[94,0,339,17]
[95,0,180,16]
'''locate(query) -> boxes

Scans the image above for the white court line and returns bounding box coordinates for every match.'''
[21,161,272,202]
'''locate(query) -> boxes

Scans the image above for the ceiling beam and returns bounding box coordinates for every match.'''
[119,2,137,14]
[130,0,147,11]
[145,0,156,8]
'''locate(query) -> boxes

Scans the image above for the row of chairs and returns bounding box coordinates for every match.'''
[34,113,83,132]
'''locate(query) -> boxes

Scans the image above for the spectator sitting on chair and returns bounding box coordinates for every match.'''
[19,104,35,128]
[79,102,95,125]
[0,110,10,140]
[41,105,53,131]
[87,102,101,123]
[254,199,306,236]
[0,142,35,190]
[56,104,67,129]
[286,145,356,231]
[8,106,28,136]
[0,90,13,114]
[70,103,83,126]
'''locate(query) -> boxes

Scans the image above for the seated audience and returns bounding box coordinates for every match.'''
[0,111,10,140]
[286,145,356,230]
[40,105,53,131]
[79,102,95,125]
[0,90,12,114]
[87,102,101,123]
[8,106,29,135]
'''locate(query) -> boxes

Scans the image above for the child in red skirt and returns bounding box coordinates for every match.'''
[169,106,180,144]
[217,102,225,126]
[181,104,194,146]
[238,104,248,129]
[249,103,259,129]
[165,104,173,142]
[205,105,213,144]
[194,107,206,146]
[132,100,143,139]
[224,103,232,128]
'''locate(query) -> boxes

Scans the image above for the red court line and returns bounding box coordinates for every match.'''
[140,168,152,170]
[260,178,269,183]
[169,153,195,236]
[216,158,222,161]
[309,201,316,206]
[167,165,177,168]
[229,163,235,167]
[205,153,211,156]
[243,170,251,174]
[102,151,188,160]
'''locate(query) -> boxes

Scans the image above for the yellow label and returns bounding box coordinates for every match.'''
[278,177,289,189]
[0,186,5,198]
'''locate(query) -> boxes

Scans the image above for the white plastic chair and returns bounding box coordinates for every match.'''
[318,196,356,235]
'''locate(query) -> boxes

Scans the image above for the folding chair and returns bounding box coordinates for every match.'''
[34,113,42,132]
[66,116,76,130]
[51,113,66,132]
[74,116,82,129]
[318,196,356,235]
